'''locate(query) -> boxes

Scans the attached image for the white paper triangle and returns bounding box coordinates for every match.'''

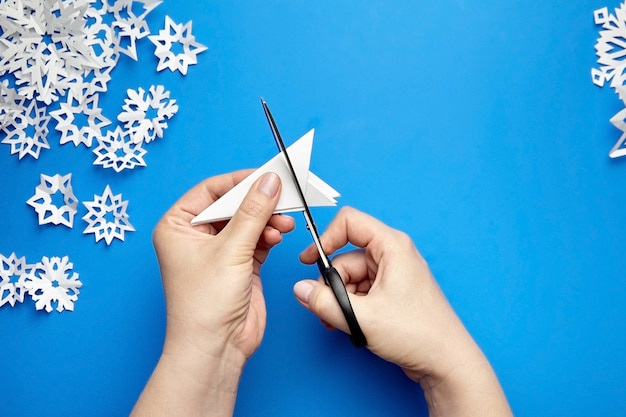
[191,129,340,225]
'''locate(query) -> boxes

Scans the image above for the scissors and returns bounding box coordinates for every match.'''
[261,98,367,348]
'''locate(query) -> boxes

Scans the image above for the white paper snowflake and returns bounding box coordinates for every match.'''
[149,16,207,75]
[82,184,135,245]
[0,80,20,129]
[93,125,147,171]
[0,253,32,308]
[50,93,111,147]
[592,4,626,91]
[1,99,51,159]
[26,173,78,228]
[118,85,178,143]
[109,0,162,60]
[24,256,82,313]
[0,0,100,105]
[592,3,626,158]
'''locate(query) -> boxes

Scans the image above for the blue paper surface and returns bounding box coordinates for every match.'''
[1,1,625,415]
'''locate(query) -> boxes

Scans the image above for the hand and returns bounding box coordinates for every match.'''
[132,170,294,417]
[294,207,512,417]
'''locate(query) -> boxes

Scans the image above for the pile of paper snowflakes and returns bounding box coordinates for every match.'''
[591,2,626,158]
[1,252,82,313]
[0,0,206,312]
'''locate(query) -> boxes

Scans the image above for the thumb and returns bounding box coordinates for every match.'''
[222,172,282,247]
[293,279,357,334]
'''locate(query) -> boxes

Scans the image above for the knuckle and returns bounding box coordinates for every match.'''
[239,197,268,219]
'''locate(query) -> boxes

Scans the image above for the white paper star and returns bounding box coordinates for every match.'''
[50,93,111,147]
[26,173,79,228]
[148,15,207,75]
[82,185,135,245]
[93,125,147,171]
[1,99,51,160]
[0,252,32,308]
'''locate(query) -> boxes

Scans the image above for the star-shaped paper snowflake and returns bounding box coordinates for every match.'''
[93,125,147,171]
[0,0,100,105]
[24,256,82,313]
[26,173,78,228]
[118,85,178,143]
[149,16,207,75]
[82,185,135,245]
[1,99,51,159]
[0,253,32,308]
[109,0,162,60]
[50,93,111,147]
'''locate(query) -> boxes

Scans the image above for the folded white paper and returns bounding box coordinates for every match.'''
[191,129,340,225]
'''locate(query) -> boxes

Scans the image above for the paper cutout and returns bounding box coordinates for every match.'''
[149,16,207,75]
[93,125,147,171]
[118,85,178,144]
[50,93,112,147]
[83,185,135,245]
[191,129,340,225]
[0,253,32,308]
[24,256,82,313]
[592,2,626,158]
[1,99,51,159]
[26,173,79,228]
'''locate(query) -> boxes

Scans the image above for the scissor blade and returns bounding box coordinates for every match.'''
[260,98,330,268]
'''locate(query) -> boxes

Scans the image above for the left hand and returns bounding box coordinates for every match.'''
[153,170,295,361]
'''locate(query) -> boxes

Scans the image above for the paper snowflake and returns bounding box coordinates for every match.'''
[109,0,162,60]
[26,173,78,228]
[118,85,178,143]
[0,80,21,129]
[0,0,100,105]
[592,3,626,158]
[0,253,32,308]
[50,93,111,147]
[93,125,147,171]
[1,99,51,159]
[149,16,207,75]
[24,256,82,313]
[82,185,135,245]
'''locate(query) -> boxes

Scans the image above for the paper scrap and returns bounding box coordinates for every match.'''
[83,185,135,245]
[26,173,79,228]
[191,129,340,225]
[24,256,82,313]
[149,16,207,75]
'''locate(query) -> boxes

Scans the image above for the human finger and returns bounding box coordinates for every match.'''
[221,172,282,252]
[293,279,356,334]
[299,207,397,264]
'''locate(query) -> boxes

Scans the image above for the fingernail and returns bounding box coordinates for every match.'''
[294,281,314,303]
[258,172,280,197]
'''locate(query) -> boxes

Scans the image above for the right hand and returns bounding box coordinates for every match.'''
[294,208,512,417]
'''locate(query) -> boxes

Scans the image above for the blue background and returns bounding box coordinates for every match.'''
[1,0,625,415]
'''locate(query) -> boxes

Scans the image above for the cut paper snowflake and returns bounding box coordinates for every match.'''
[50,93,111,147]
[93,125,147,171]
[24,256,82,313]
[109,0,162,60]
[82,185,135,245]
[118,85,178,143]
[592,3,626,158]
[0,253,32,308]
[0,80,20,129]
[1,99,51,159]
[592,4,626,92]
[26,173,78,228]
[149,16,207,75]
[0,0,100,105]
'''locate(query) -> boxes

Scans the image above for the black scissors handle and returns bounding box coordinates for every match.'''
[317,260,368,347]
